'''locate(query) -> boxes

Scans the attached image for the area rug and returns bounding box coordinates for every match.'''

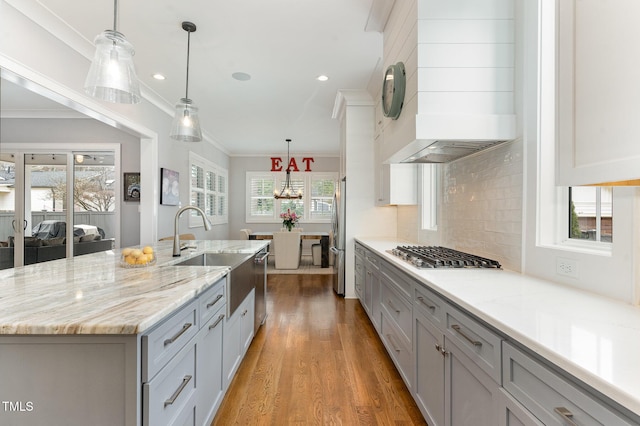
[266,255,334,275]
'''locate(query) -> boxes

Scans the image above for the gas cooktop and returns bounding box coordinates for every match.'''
[387,246,501,269]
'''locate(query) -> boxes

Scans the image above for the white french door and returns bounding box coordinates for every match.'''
[0,146,119,269]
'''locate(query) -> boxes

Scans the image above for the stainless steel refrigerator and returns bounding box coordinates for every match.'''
[330,177,346,295]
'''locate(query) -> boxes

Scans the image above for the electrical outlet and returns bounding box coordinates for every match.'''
[556,257,578,278]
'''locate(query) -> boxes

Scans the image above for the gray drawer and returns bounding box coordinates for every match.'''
[414,283,445,331]
[355,243,365,258]
[503,342,638,426]
[365,250,380,270]
[444,304,502,384]
[142,299,198,382]
[381,310,413,390]
[143,342,196,426]
[198,277,226,326]
[380,262,412,300]
[381,280,412,347]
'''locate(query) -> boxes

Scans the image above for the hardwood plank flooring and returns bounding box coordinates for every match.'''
[212,274,427,425]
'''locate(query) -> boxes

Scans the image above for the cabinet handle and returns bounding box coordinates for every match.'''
[163,323,192,347]
[241,309,248,317]
[387,299,400,314]
[164,375,192,407]
[451,324,482,347]
[206,294,223,308]
[386,334,401,353]
[554,407,579,426]
[435,343,447,356]
[209,314,225,330]
[417,296,435,310]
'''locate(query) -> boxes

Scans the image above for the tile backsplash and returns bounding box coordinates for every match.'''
[399,140,523,271]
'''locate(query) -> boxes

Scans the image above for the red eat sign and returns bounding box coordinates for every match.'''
[270,157,314,172]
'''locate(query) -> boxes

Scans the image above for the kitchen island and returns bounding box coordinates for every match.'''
[0,239,269,426]
[356,237,640,425]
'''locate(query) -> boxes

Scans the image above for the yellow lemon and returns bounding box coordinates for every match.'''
[121,248,133,256]
[125,255,136,265]
[131,249,143,258]
[136,254,149,264]
[143,246,154,255]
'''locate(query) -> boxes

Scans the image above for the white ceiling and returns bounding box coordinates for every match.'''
[1,0,386,156]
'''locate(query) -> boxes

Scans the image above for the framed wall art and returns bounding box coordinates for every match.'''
[161,168,180,205]
[123,173,140,202]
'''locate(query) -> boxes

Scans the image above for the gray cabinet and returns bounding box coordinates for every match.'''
[415,307,445,426]
[361,247,381,331]
[497,388,543,426]
[196,279,226,426]
[445,336,499,426]
[502,342,638,426]
[223,289,255,389]
[354,243,365,300]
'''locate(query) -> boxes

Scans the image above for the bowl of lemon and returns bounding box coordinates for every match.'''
[120,246,155,268]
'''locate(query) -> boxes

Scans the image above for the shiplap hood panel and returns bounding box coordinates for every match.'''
[381,0,517,164]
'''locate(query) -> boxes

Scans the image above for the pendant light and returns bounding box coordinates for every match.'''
[170,21,203,142]
[84,0,141,104]
[274,139,303,199]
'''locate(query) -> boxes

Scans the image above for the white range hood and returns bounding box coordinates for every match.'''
[380,0,517,164]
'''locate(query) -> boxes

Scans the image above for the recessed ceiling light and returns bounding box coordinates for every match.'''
[232,72,251,81]
[317,75,329,81]
[152,73,166,80]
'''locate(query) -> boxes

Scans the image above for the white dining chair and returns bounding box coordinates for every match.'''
[273,231,302,269]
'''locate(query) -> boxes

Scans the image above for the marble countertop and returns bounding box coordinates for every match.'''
[0,240,269,335]
[356,237,640,418]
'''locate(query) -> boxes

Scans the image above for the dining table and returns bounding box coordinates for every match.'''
[248,231,330,268]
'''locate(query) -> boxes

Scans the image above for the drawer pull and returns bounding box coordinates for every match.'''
[451,324,482,347]
[387,299,400,313]
[206,294,223,308]
[164,375,192,407]
[163,323,192,347]
[209,314,225,330]
[386,334,401,353]
[554,407,579,426]
[417,296,435,310]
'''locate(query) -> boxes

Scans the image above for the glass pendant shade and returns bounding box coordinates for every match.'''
[84,30,141,104]
[170,98,202,142]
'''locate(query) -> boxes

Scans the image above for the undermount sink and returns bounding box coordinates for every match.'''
[174,252,253,269]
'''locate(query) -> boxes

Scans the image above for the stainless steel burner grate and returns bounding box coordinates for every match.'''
[388,246,501,269]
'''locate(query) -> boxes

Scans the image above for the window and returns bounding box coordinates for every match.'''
[421,164,438,231]
[246,171,337,223]
[569,187,612,243]
[189,153,227,226]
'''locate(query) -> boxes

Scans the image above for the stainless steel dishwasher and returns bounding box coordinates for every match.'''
[253,247,269,333]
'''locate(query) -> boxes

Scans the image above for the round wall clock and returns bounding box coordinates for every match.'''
[382,62,406,120]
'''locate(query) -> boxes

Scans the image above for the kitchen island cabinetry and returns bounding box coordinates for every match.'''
[222,289,255,389]
[0,239,269,426]
[195,279,226,426]
[557,0,640,185]
[354,243,365,299]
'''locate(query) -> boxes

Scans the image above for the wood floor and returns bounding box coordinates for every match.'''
[212,274,427,425]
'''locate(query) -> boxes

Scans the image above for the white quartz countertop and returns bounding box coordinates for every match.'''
[0,240,269,335]
[356,237,640,418]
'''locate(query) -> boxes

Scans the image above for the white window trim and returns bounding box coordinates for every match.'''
[189,152,228,227]
[245,171,337,224]
[420,164,438,231]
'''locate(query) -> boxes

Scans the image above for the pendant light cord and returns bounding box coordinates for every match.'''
[185,29,191,100]
[112,0,118,31]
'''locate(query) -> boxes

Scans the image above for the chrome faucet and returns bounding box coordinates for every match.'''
[173,205,212,256]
